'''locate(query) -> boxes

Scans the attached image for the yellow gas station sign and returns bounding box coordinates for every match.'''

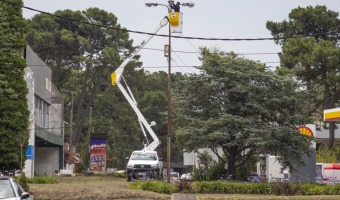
[324,108,340,121]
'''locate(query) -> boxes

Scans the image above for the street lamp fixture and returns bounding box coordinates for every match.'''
[145,3,158,7]
[145,1,195,9]
[182,2,195,8]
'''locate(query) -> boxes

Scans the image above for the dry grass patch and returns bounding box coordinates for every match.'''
[29,176,340,200]
[30,176,171,200]
[197,194,340,200]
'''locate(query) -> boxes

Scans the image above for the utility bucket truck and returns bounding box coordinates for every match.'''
[111,17,168,181]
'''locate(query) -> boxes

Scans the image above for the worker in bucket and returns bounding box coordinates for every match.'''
[171,2,180,12]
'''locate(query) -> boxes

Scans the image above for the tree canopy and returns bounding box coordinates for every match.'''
[267,5,340,149]
[26,8,136,148]
[173,50,313,177]
[0,0,29,169]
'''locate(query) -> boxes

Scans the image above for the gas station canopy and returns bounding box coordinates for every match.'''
[324,108,340,121]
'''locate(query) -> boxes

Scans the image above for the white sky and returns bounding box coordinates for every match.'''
[23,0,340,74]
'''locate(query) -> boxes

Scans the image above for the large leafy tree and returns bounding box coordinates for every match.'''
[267,5,340,149]
[26,8,136,148]
[173,49,313,178]
[0,0,29,169]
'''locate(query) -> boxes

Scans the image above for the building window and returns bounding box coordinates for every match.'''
[34,96,49,128]
[45,77,51,92]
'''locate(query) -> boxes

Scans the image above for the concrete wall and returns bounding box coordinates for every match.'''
[183,148,224,166]
[266,156,286,180]
[25,45,52,103]
[49,83,64,136]
[290,150,316,181]
[35,147,60,177]
[24,67,35,178]
[266,153,316,182]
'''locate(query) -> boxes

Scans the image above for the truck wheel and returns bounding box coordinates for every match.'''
[127,175,132,182]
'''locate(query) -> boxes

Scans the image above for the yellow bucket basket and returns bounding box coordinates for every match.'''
[168,12,179,26]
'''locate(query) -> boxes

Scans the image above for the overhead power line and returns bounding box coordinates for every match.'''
[1,0,339,42]
[27,63,280,69]
[144,47,279,55]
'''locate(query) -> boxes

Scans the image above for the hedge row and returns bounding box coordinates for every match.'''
[194,181,271,194]
[129,180,178,194]
[301,183,340,195]
[130,180,340,196]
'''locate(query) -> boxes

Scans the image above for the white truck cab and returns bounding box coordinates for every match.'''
[126,150,163,181]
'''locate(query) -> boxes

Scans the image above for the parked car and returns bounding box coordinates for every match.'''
[180,173,193,181]
[170,172,180,181]
[186,173,193,181]
[14,170,21,177]
[0,176,31,200]
[180,173,187,180]
[247,172,265,183]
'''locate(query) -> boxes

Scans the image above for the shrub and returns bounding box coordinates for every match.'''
[301,184,340,195]
[19,171,29,192]
[76,163,86,173]
[130,179,340,196]
[175,180,193,193]
[113,171,126,178]
[329,184,340,195]
[270,180,301,196]
[193,181,271,194]
[28,176,58,184]
[192,162,227,181]
[129,180,178,194]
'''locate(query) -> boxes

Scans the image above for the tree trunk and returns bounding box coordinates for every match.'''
[227,154,236,179]
[74,82,99,145]
[73,65,104,147]
[72,66,90,147]
[322,64,336,149]
[328,121,336,149]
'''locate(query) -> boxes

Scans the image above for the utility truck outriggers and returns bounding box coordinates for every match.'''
[111,17,168,181]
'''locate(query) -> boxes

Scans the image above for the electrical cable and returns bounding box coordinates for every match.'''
[1,0,338,42]
[180,33,201,53]
[27,62,280,69]
[143,47,280,55]
[172,52,197,74]
[171,57,187,74]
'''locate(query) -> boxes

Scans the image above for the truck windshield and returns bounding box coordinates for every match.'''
[130,152,157,160]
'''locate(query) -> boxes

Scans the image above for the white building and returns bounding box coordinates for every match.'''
[23,45,64,178]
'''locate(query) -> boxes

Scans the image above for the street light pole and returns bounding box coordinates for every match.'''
[145,1,194,183]
[167,18,172,183]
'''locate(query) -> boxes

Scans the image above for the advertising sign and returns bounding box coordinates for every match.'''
[26,145,35,160]
[90,138,106,172]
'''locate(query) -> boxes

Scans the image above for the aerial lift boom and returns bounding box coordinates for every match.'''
[111,17,168,151]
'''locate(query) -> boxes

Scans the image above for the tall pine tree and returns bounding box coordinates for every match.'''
[0,0,29,170]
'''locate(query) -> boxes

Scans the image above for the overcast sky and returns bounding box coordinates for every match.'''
[23,0,340,74]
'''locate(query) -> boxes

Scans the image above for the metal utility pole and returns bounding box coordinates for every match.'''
[69,92,73,152]
[145,1,195,183]
[87,106,92,170]
[166,20,172,183]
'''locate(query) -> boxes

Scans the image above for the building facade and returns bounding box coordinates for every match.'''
[23,45,64,178]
